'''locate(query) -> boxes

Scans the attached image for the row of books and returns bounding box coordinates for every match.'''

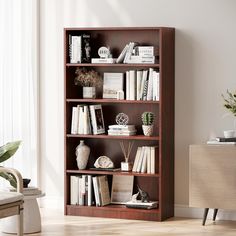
[108,125,137,136]
[132,146,157,174]
[71,104,105,135]
[126,68,159,101]
[69,34,91,63]
[70,175,110,207]
[116,42,155,64]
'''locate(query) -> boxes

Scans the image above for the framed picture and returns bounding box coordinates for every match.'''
[103,73,124,99]
[111,175,134,204]
[89,104,105,134]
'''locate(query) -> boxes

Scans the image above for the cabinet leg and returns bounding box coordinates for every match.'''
[202,208,209,226]
[213,209,218,221]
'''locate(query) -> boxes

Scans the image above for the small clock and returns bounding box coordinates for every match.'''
[98,46,110,58]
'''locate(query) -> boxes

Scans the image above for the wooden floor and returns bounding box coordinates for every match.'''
[1,209,236,235]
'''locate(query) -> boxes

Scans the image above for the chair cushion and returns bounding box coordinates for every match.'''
[0,192,23,205]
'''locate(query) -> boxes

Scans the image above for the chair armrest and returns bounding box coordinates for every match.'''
[0,167,23,193]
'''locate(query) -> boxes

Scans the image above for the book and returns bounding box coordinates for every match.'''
[136,70,143,100]
[126,71,130,100]
[89,167,121,172]
[126,200,158,209]
[89,104,105,134]
[147,68,154,101]
[135,46,154,56]
[141,147,148,173]
[9,186,42,196]
[129,70,136,100]
[81,33,91,63]
[116,44,129,63]
[97,175,111,206]
[71,107,79,134]
[92,176,101,206]
[128,55,155,64]
[150,146,156,174]
[70,36,81,63]
[215,137,236,142]
[152,71,160,101]
[103,73,124,99]
[108,130,137,136]
[207,140,236,145]
[70,175,79,205]
[108,125,136,131]
[132,147,142,172]
[91,58,116,63]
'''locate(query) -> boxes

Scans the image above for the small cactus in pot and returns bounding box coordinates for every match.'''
[141,112,154,136]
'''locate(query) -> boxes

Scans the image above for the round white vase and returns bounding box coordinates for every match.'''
[75,140,90,169]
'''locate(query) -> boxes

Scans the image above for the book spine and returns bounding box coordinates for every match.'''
[147,68,154,101]
[126,71,130,100]
[129,70,136,100]
[71,107,78,134]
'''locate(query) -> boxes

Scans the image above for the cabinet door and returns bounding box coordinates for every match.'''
[189,145,236,210]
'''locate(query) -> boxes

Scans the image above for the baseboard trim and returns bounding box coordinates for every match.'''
[175,204,236,221]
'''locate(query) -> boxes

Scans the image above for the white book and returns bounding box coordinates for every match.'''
[89,104,105,134]
[88,175,93,206]
[78,106,84,134]
[92,176,101,206]
[71,107,79,134]
[150,146,156,174]
[126,71,130,100]
[147,147,151,174]
[116,44,129,63]
[136,147,145,172]
[91,58,116,64]
[129,70,136,100]
[136,70,143,100]
[71,36,81,63]
[83,106,89,134]
[141,147,148,173]
[136,46,154,56]
[132,147,142,172]
[207,140,236,145]
[147,68,154,101]
[108,125,136,131]
[152,71,160,101]
[70,175,79,205]
[128,55,155,64]
[140,70,148,100]
[79,175,86,206]
[123,42,134,63]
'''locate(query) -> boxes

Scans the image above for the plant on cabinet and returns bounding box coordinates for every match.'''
[141,112,155,136]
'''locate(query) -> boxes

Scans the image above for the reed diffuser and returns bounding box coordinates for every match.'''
[119,141,134,171]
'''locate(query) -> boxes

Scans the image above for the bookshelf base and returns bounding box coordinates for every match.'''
[66,204,162,221]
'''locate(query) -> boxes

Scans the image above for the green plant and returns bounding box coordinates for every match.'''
[0,141,21,188]
[141,112,154,125]
[222,89,236,116]
[74,67,102,87]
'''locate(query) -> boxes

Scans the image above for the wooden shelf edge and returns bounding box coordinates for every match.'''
[66,98,160,104]
[66,134,160,140]
[66,63,160,67]
[66,169,159,177]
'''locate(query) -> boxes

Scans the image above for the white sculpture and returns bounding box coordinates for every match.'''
[94,156,114,168]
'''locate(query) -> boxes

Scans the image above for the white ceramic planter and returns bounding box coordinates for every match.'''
[83,87,96,98]
[142,125,154,136]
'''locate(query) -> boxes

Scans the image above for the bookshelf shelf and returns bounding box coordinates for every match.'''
[66,63,160,68]
[66,98,160,104]
[64,27,174,222]
[67,169,159,177]
[66,134,160,141]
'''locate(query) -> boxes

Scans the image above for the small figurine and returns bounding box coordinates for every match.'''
[137,185,150,202]
[131,192,139,203]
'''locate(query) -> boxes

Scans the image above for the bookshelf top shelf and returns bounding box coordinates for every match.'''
[66,63,160,68]
[66,134,160,141]
[67,169,159,177]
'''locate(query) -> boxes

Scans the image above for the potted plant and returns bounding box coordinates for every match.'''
[74,67,102,98]
[0,141,21,188]
[141,112,155,136]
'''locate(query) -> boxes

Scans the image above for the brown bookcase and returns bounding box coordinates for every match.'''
[64,27,174,221]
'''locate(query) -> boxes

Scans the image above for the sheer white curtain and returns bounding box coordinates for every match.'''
[0,0,39,186]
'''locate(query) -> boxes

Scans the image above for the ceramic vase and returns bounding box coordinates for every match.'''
[75,140,90,170]
[142,125,154,136]
[83,87,96,98]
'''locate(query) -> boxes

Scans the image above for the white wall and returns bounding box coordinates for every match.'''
[40,0,236,211]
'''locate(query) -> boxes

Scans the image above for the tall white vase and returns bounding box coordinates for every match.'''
[75,140,90,170]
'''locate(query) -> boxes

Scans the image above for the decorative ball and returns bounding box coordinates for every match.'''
[98,47,110,58]
[116,113,129,125]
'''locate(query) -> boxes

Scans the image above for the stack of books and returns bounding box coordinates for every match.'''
[207,137,236,145]
[108,125,136,136]
[126,200,158,209]
[10,187,42,196]
[116,42,155,64]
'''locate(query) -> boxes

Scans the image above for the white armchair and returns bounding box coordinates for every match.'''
[0,167,24,236]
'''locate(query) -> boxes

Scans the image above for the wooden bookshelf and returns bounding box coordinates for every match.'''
[64,27,174,221]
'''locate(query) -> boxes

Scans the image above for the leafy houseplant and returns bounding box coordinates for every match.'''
[141,112,155,136]
[74,67,102,98]
[0,141,21,188]
[222,89,236,117]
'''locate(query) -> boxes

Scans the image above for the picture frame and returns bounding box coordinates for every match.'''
[89,104,105,134]
[111,175,134,204]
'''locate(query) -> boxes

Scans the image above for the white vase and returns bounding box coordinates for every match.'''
[83,87,96,98]
[142,125,154,136]
[75,140,90,170]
